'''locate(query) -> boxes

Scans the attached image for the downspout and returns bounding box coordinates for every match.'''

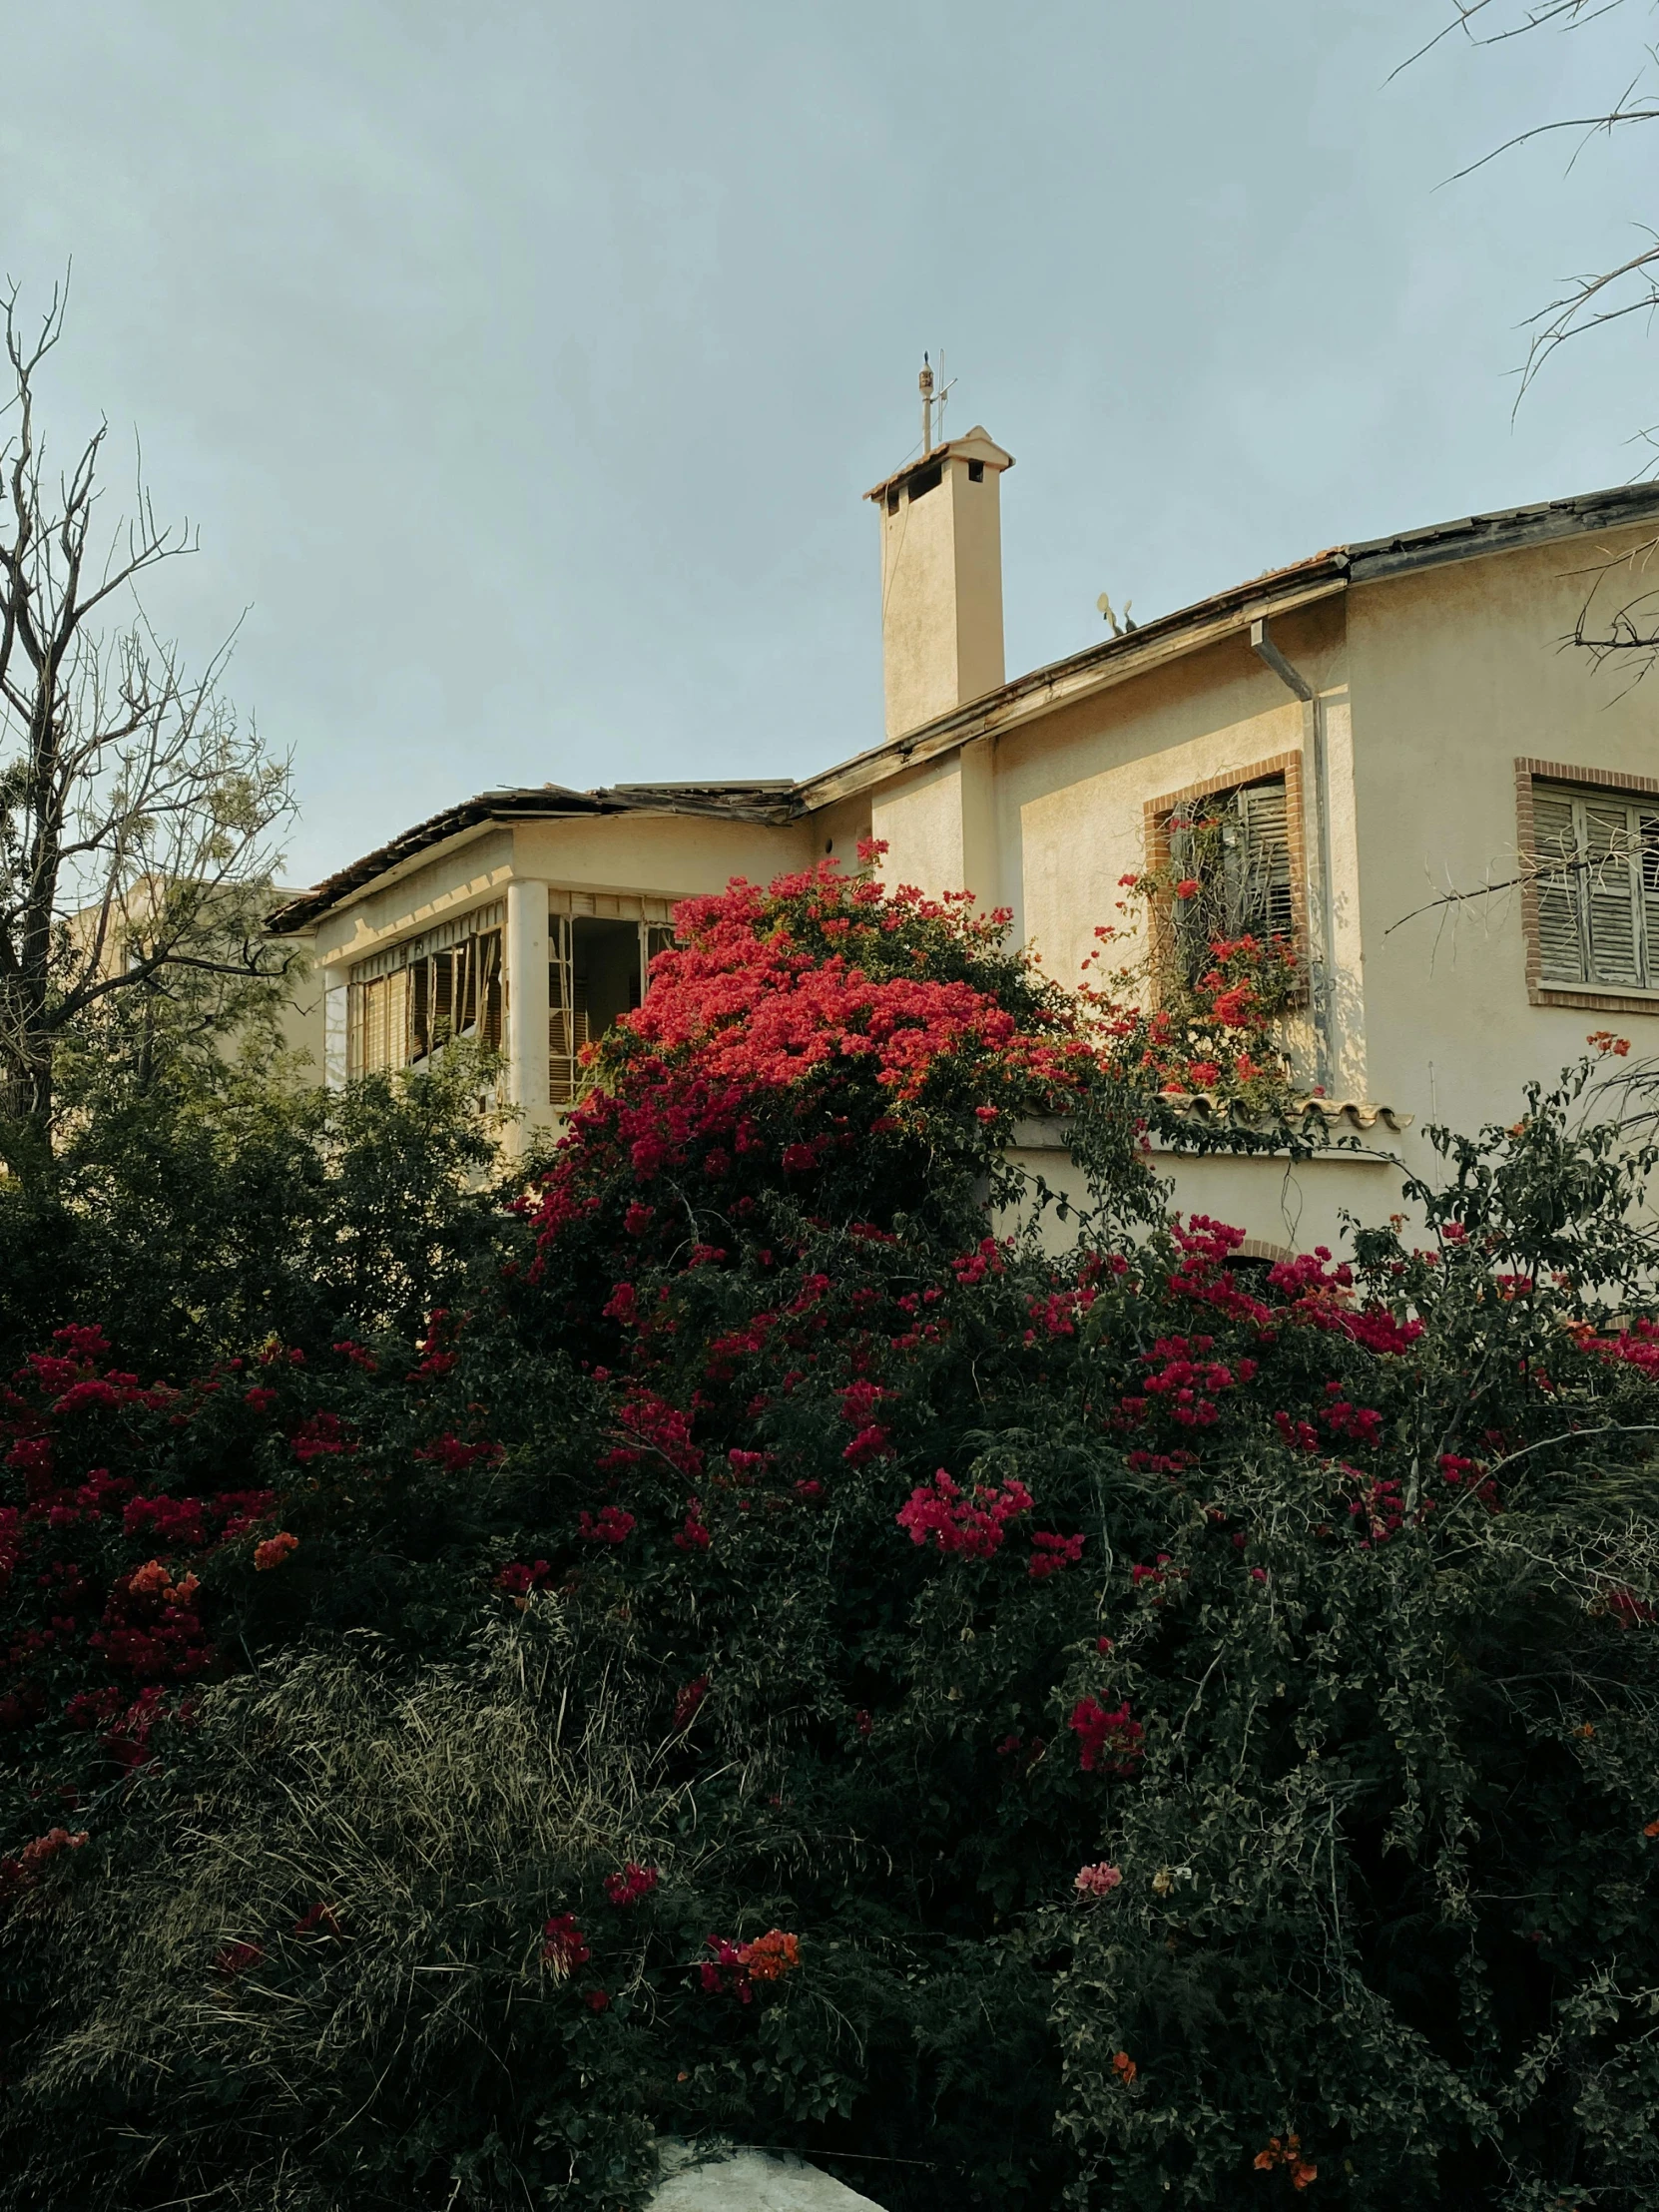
[1250,616,1335,1094]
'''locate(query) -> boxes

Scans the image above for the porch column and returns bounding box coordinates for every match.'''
[505,879,551,1138]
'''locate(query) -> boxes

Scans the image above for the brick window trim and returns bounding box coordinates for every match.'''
[1143,751,1310,1005]
[1515,756,1659,1016]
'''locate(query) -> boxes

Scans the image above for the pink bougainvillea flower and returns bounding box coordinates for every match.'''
[577,1506,636,1544]
[895,1470,1033,1560]
[603,1862,660,1907]
[1069,1697,1145,1774]
[1073,1861,1123,1898]
[541,1912,591,1975]
[674,1675,710,1730]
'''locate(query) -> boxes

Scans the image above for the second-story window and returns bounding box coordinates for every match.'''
[1532,783,1659,991]
[346,906,503,1080]
[409,932,503,1061]
[549,914,678,1104]
[1165,776,1295,983]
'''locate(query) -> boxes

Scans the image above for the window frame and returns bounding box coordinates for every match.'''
[1517,759,1659,1014]
[1143,752,1309,1005]
[548,909,681,1106]
[345,901,505,1081]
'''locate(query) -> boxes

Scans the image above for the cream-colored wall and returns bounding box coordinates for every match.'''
[1001,1137,1411,1259]
[868,738,997,908]
[310,813,819,978]
[274,930,326,1075]
[310,829,517,972]
[1346,526,1659,1152]
[509,813,815,898]
[810,794,874,874]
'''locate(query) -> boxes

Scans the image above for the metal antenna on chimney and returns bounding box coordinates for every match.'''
[918,355,934,453]
[934,349,956,446]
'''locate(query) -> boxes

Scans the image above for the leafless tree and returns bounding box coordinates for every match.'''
[1408,4,1659,400]
[1406,4,1659,670]
[0,279,295,1166]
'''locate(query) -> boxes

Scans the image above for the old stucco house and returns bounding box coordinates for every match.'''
[270,414,1659,1257]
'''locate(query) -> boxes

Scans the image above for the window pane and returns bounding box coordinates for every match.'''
[459,939,478,1034]
[549,914,578,1104]
[410,960,430,1060]
[431,950,456,1045]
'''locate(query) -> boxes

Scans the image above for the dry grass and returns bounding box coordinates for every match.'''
[5,1611,688,2211]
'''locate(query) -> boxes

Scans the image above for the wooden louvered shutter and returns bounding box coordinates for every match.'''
[1531,791,1585,982]
[1582,801,1642,987]
[549,915,576,1103]
[391,967,412,1068]
[431,949,457,1046]
[353,981,375,1074]
[363,977,386,1075]
[458,940,478,1036]
[1639,814,1659,989]
[1230,780,1294,942]
[477,930,502,1050]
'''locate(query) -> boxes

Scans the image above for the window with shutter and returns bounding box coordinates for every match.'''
[550,915,676,1104]
[345,906,504,1078]
[1165,775,1296,987]
[1530,782,1659,992]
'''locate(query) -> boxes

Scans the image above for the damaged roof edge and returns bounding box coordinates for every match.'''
[272,479,1659,935]
[266,781,801,933]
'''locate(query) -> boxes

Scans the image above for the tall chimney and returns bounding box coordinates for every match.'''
[865,419,1014,743]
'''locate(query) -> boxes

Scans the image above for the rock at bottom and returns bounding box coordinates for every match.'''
[648,2144,888,2212]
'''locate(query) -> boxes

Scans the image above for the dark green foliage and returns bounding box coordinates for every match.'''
[0,1049,502,1372]
[2,872,1657,2212]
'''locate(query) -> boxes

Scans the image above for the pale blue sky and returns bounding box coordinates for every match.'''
[3,2,1655,883]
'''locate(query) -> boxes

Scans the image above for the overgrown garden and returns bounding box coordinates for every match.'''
[2,853,1656,2212]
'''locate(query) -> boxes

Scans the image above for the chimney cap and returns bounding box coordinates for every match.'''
[863,425,1013,504]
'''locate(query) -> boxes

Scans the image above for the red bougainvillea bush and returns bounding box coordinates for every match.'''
[3,857,1659,2212]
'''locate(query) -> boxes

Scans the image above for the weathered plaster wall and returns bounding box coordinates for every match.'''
[878,446,1006,740]
[998,599,1344,1007]
[509,814,815,899]
[309,827,517,972]
[867,738,995,907]
[1000,1136,1410,1261]
[309,812,820,979]
[1346,525,1659,1156]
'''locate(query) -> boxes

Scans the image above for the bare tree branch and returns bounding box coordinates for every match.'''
[0,278,295,1161]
